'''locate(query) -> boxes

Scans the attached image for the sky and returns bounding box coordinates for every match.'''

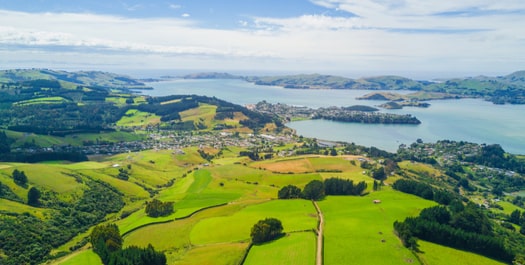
[0,0,524,78]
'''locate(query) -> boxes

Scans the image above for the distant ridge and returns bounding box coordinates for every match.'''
[0,68,151,90]
[183,70,525,104]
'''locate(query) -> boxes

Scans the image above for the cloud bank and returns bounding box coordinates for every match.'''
[0,0,523,77]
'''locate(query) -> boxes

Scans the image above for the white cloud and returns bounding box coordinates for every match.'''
[0,2,524,76]
[181,13,190,18]
[169,4,181,10]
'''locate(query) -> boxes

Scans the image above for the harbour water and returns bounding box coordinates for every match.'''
[144,79,525,154]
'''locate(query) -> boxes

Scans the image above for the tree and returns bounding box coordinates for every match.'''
[145,199,174,217]
[509,209,521,225]
[12,169,28,186]
[91,224,123,254]
[278,185,302,199]
[302,180,325,200]
[250,218,283,244]
[27,187,41,206]
[372,166,386,180]
[0,131,11,153]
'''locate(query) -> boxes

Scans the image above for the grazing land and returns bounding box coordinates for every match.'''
[0,69,524,265]
[244,232,316,265]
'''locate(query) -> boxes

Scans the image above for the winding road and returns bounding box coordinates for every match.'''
[313,201,324,265]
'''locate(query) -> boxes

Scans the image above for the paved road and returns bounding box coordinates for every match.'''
[313,201,324,265]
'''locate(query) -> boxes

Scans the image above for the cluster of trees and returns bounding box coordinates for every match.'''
[508,209,525,235]
[0,131,11,153]
[394,204,515,263]
[0,179,124,265]
[117,168,130,180]
[278,178,367,201]
[12,169,28,186]
[4,102,123,136]
[91,224,166,265]
[313,111,421,125]
[392,179,457,205]
[145,199,174,218]
[27,187,41,206]
[250,218,284,244]
[0,151,88,163]
[139,97,198,122]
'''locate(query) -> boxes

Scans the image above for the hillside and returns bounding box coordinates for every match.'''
[0,70,284,162]
[0,69,524,265]
[0,138,524,265]
[183,71,525,104]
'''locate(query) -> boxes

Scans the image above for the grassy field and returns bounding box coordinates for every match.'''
[416,240,507,265]
[244,232,316,265]
[116,109,160,127]
[14,96,69,106]
[190,199,317,245]
[0,198,53,219]
[180,103,217,130]
[167,243,248,265]
[51,249,102,265]
[319,189,437,265]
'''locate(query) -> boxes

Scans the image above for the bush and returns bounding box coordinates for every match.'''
[278,185,302,199]
[250,218,284,244]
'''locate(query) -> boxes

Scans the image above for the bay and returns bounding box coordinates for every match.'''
[144,79,525,154]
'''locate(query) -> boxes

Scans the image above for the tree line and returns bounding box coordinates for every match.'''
[278,178,368,201]
[91,224,166,265]
[394,204,515,263]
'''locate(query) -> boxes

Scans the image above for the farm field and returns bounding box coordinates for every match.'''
[52,249,102,265]
[2,143,520,265]
[416,240,507,265]
[244,232,316,265]
[319,189,437,265]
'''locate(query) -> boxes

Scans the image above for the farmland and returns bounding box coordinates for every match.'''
[1,147,521,265]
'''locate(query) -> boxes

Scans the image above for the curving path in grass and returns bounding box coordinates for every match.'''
[313,201,324,265]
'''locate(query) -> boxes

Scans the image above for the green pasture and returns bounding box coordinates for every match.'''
[173,147,207,166]
[52,249,102,265]
[0,170,28,200]
[117,209,180,235]
[398,160,441,177]
[116,109,160,127]
[62,131,143,145]
[190,199,317,245]
[118,169,242,235]
[45,161,108,170]
[251,157,315,173]
[2,164,84,194]
[491,199,524,215]
[208,163,320,188]
[14,96,68,106]
[123,203,243,250]
[307,156,354,172]
[0,198,53,219]
[244,232,316,265]
[5,130,64,148]
[4,130,143,148]
[78,169,149,199]
[163,169,242,216]
[319,188,436,265]
[180,103,218,130]
[168,243,248,265]
[416,240,506,265]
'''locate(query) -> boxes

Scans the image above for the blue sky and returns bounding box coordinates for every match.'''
[0,0,524,78]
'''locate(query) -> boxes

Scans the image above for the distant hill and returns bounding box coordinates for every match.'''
[185,70,525,104]
[182,72,241,79]
[0,69,151,90]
